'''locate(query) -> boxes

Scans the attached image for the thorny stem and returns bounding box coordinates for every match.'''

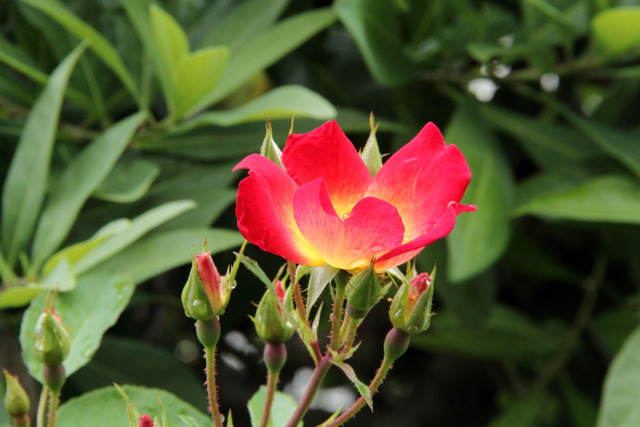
[205,347,224,427]
[330,279,347,352]
[261,369,279,427]
[288,261,322,362]
[325,358,394,427]
[37,386,49,427]
[285,353,333,427]
[46,389,59,427]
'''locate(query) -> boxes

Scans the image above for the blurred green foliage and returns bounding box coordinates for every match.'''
[1,0,640,425]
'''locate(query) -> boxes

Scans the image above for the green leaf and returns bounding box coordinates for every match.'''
[331,360,373,410]
[73,200,196,275]
[41,230,115,276]
[240,255,274,289]
[189,8,337,113]
[335,0,416,86]
[0,286,41,309]
[71,336,207,413]
[150,4,190,114]
[91,228,243,284]
[597,324,640,427]
[445,104,514,282]
[590,308,640,358]
[1,44,86,266]
[0,34,48,84]
[560,376,597,427]
[563,110,640,180]
[412,305,561,361]
[513,175,640,224]
[21,0,138,98]
[32,112,146,267]
[93,159,161,203]
[58,385,210,426]
[248,386,299,427]
[198,0,290,50]
[174,47,229,117]
[177,85,336,130]
[307,265,339,312]
[20,271,135,381]
[592,7,640,57]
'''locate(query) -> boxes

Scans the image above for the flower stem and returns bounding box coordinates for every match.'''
[204,347,224,427]
[285,353,333,427]
[325,358,394,427]
[330,278,347,351]
[37,386,48,427]
[46,389,59,427]
[261,369,279,427]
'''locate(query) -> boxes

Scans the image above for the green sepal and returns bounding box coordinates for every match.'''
[34,295,70,366]
[389,266,436,335]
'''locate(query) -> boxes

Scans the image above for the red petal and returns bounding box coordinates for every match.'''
[283,121,372,217]
[366,123,472,239]
[374,206,458,271]
[293,178,404,270]
[234,154,323,266]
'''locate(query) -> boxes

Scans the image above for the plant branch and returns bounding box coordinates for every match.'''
[285,353,333,427]
[205,347,224,427]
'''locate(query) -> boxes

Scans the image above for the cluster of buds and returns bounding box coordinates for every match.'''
[3,370,30,427]
[34,292,70,392]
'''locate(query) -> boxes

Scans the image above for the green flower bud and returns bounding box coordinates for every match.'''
[360,112,383,177]
[3,370,30,422]
[346,264,382,320]
[181,253,215,321]
[260,119,284,169]
[389,270,435,335]
[34,306,69,366]
[253,281,294,344]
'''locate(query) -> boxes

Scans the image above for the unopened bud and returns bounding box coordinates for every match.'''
[346,264,382,320]
[34,296,69,366]
[260,119,284,169]
[139,414,154,427]
[196,252,232,316]
[360,112,383,177]
[389,270,435,335]
[3,370,30,424]
[182,252,215,321]
[253,281,294,344]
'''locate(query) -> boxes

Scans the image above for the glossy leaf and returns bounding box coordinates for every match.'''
[248,386,299,427]
[592,7,640,57]
[1,44,86,266]
[445,104,514,282]
[21,0,138,98]
[73,200,196,275]
[176,85,336,131]
[597,324,640,427]
[198,0,290,50]
[189,8,337,113]
[513,175,640,224]
[335,0,416,86]
[91,227,243,284]
[93,159,160,203]
[20,271,135,381]
[32,112,146,267]
[57,385,210,426]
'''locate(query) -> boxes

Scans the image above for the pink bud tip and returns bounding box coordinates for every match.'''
[274,280,285,303]
[409,273,431,296]
[196,252,221,289]
[139,415,154,427]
